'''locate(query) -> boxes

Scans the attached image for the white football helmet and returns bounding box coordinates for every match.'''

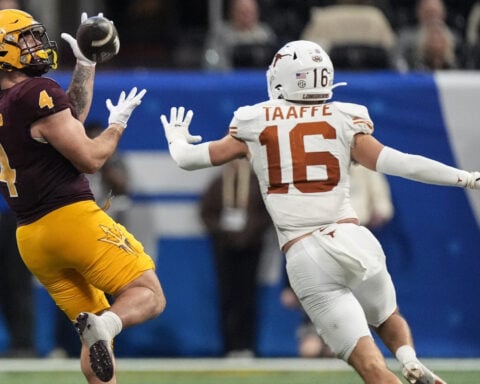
[266,40,346,102]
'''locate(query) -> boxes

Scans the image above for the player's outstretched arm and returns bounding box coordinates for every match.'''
[106,87,147,129]
[33,87,146,174]
[161,106,211,170]
[78,87,147,173]
[160,106,248,170]
[376,146,480,188]
[62,12,98,123]
[352,133,480,189]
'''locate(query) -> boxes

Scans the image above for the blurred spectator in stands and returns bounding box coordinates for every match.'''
[465,2,480,68]
[0,0,20,9]
[105,0,180,68]
[372,0,400,29]
[397,0,462,69]
[203,0,278,71]
[300,0,406,70]
[200,159,273,357]
[0,0,36,359]
[281,164,394,358]
[410,19,459,70]
[349,164,394,229]
[257,0,310,45]
[170,2,208,69]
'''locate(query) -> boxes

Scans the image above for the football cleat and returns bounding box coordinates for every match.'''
[402,361,447,384]
[75,312,114,382]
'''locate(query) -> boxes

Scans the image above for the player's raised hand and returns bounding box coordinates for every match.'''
[106,87,147,128]
[60,12,101,66]
[161,106,202,144]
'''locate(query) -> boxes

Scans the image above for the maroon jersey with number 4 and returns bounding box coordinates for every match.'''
[0,77,93,225]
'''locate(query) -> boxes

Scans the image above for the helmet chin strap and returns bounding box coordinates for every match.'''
[20,64,50,76]
[332,81,348,89]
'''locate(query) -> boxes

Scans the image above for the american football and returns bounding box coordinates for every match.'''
[76,15,120,63]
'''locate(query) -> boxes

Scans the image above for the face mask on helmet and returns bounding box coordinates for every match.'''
[0,9,58,76]
[266,40,346,102]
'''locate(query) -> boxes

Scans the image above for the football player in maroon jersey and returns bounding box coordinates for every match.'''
[0,10,165,384]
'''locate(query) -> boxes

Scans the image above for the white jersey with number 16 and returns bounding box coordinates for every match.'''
[230,98,374,248]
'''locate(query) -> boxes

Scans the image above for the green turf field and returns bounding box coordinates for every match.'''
[0,358,478,383]
[0,370,478,384]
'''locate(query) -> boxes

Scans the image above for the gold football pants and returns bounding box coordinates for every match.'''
[17,200,155,320]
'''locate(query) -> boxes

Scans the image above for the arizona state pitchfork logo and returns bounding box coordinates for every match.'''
[98,223,138,255]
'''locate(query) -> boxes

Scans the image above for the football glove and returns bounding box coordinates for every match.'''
[61,12,101,66]
[160,106,202,144]
[106,87,147,128]
[465,171,480,189]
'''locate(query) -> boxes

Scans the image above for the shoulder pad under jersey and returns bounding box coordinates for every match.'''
[233,105,263,121]
[332,101,371,120]
[333,101,373,133]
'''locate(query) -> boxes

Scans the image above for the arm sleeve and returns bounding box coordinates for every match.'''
[168,137,213,170]
[376,146,470,187]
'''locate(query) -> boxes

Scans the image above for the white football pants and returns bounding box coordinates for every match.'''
[285,223,397,360]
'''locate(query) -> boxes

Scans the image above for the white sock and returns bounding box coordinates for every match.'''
[100,311,123,339]
[395,345,418,365]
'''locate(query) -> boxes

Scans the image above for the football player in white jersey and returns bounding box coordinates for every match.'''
[161,40,478,383]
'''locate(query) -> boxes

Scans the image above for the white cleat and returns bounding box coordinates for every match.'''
[402,361,447,384]
[75,312,114,382]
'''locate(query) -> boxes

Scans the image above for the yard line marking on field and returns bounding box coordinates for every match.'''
[0,358,479,372]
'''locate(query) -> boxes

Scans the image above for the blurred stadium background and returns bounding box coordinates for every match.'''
[0,70,479,362]
[0,2,479,380]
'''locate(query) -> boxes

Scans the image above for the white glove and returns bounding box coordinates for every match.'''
[465,171,480,189]
[160,106,202,144]
[61,12,101,67]
[106,87,147,128]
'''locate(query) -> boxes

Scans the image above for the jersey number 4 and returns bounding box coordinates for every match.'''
[260,121,340,194]
[0,144,18,197]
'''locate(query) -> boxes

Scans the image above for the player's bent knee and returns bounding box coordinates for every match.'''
[114,269,166,317]
[153,290,166,316]
[347,336,385,369]
[141,270,166,317]
[138,271,166,317]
